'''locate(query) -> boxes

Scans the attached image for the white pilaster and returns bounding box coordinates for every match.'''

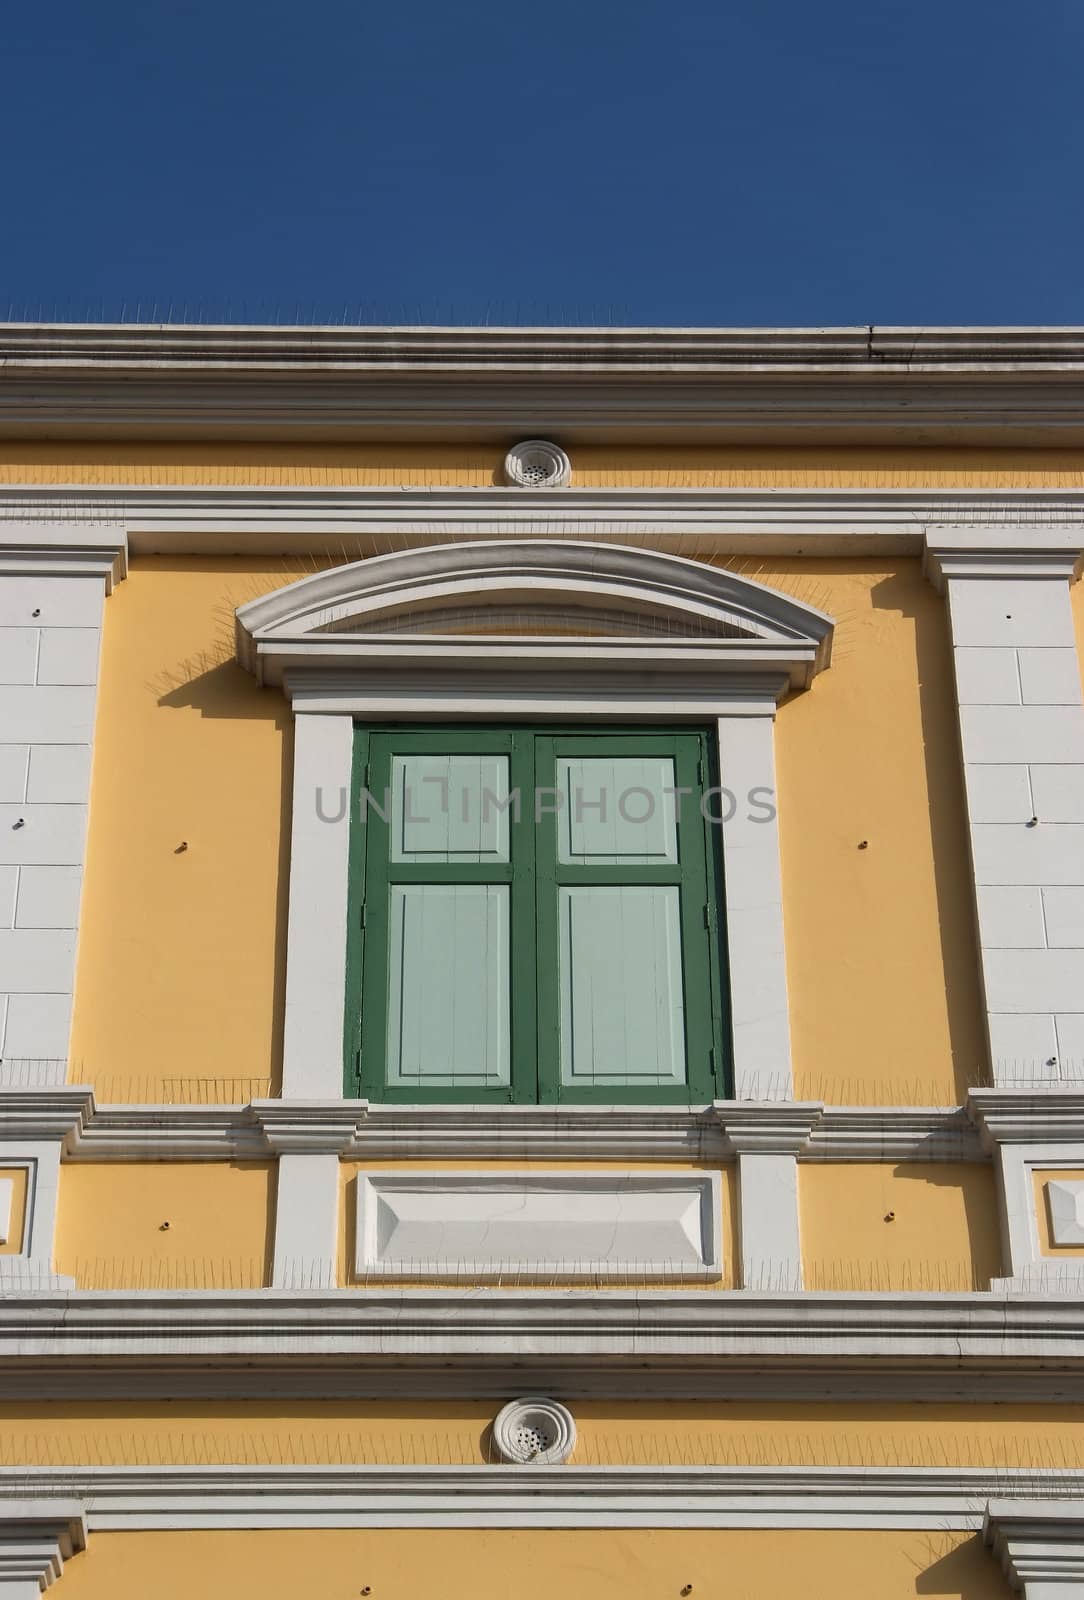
[0,1502,85,1596]
[280,712,354,1099]
[715,710,793,1099]
[716,1102,822,1289]
[926,535,1084,1084]
[0,529,125,1067]
[985,1500,1084,1597]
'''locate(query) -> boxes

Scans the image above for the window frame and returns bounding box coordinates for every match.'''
[344,723,729,1105]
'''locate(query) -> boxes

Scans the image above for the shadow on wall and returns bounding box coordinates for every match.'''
[869,571,987,1103]
[913,1533,1010,1598]
[889,1163,1003,1291]
[155,658,293,1097]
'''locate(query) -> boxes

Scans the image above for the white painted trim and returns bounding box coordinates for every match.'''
[0,1502,86,1592]
[492,1397,577,1464]
[0,1465,1081,1532]
[0,524,126,591]
[0,1092,987,1163]
[987,1141,1084,1290]
[985,1500,1084,1596]
[735,1154,802,1291]
[6,486,1084,558]
[280,712,354,1099]
[0,1178,11,1247]
[715,714,792,1098]
[0,1142,66,1282]
[351,1170,722,1281]
[272,1152,340,1290]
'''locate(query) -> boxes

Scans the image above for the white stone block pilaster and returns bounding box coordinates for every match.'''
[0,531,126,1066]
[716,1102,822,1289]
[926,535,1084,1083]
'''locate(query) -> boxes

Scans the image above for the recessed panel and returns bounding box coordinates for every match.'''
[558,885,686,1088]
[391,753,510,863]
[557,756,679,864]
[386,883,510,1089]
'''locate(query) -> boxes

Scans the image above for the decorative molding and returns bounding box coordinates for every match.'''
[492,1398,577,1464]
[7,322,1084,442]
[984,1499,1084,1593]
[4,1289,1084,1388]
[503,441,571,489]
[1047,1181,1084,1246]
[0,1179,11,1247]
[2,1465,1084,1532]
[352,1170,722,1281]
[235,539,835,693]
[0,1094,992,1163]
[0,1086,93,1143]
[0,524,127,591]
[968,1089,1084,1147]
[715,1101,823,1155]
[3,486,1084,558]
[924,536,1084,590]
[0,1501,86,1591]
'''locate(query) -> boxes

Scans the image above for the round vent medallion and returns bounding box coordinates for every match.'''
[493,1397,577,1465]
[503,440,571,488]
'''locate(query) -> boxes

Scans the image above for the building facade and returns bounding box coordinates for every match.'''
[2,323,1084,1597]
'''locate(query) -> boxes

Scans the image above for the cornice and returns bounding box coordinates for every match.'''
[5,323,1084,443]
[2,1467,1083,1533]
[924,532,1084,589]
[2,485,1084,559]
[0,523,127,590]
[967,1087,1084,1148]
[25,1097,988,1164]
[4,1289,1084,1389]
[0,1501,86,1588]
[984,1499,1084,1589]
[714,1101,823,1155]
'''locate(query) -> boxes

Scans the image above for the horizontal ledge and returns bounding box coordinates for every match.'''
[2,1464,1082,1532]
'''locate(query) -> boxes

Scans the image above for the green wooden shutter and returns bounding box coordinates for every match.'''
[345,725,727,1103]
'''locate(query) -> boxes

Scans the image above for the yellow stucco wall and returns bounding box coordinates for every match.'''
[54,1162,274,1287]
[3,439,1084,486]
[71,554,983,1105]
[3,1399,1083,1468]
[47,1527,1011,1600]
[0,1166,28,1254]
[800,1163,1001,1290]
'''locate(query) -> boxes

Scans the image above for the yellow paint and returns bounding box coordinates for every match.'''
[55,1162,274,1288]
[69,558,296,1097]
[72,555,984,1106]
[800,1164,1001,1291]
[2,1400,1084,1468]
[0,1167,28,1254]
[3,439,1084,487]
[737,559,984,1103]
[49,1527,1010,1600]
[337,1161,739,1290]
[1033,1168,1084,1257]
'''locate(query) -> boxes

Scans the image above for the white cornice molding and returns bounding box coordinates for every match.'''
[968,1088,1084,1148]
[3,1289,1084,1383]
[924,531,1084,590]
[0,523,127,590]
[234,539,834,694]
[0,1502,86,1589]
[714,1101,824,1155]
[1,1466,1082,1533]
[2,486,1084,558]
[6,323,1084,443]
[984,1499,1084,1592]
[18,1096,986,1164]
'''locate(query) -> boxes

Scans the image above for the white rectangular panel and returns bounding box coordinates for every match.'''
[354,1170,721,1279]
[0,1177,12,1245]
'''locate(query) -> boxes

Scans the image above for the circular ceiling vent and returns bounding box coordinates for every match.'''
[493,1397,577,1465]
[503,440,571,488]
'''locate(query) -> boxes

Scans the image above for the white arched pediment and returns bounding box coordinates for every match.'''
[235,539,833,700]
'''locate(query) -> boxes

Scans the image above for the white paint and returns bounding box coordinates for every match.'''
[0,1144,64,1274]
[736,1152,802,1290]
[960,705,1084,766]
[0,1177,12,1245]
[0,747,28,804]
[279,712,354,1100]
[953,647,1022,705]
[13,868,82,931]
[1018,647,1084,705]
[985,1500,1084,1599]
[1046,1180,1084,1245]
[1032,766,1084,823]
[271,1152,340,1290]
[984,948,1084,1013]
[966,765,1033,823]
[34,628,101,687]
[1044,888,1084,949]
[976,885,1046,949]
[492,1398,577,1465]
[0,630,38,686]
[716,712,792,1098]
[0,1501,86,1595]
[1,995,74,1060]
[24,746,92,806]
[353,1170,722,1280]
[2,1463,1084,1533]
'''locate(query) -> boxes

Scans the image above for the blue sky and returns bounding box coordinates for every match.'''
[3,0,1083,327]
